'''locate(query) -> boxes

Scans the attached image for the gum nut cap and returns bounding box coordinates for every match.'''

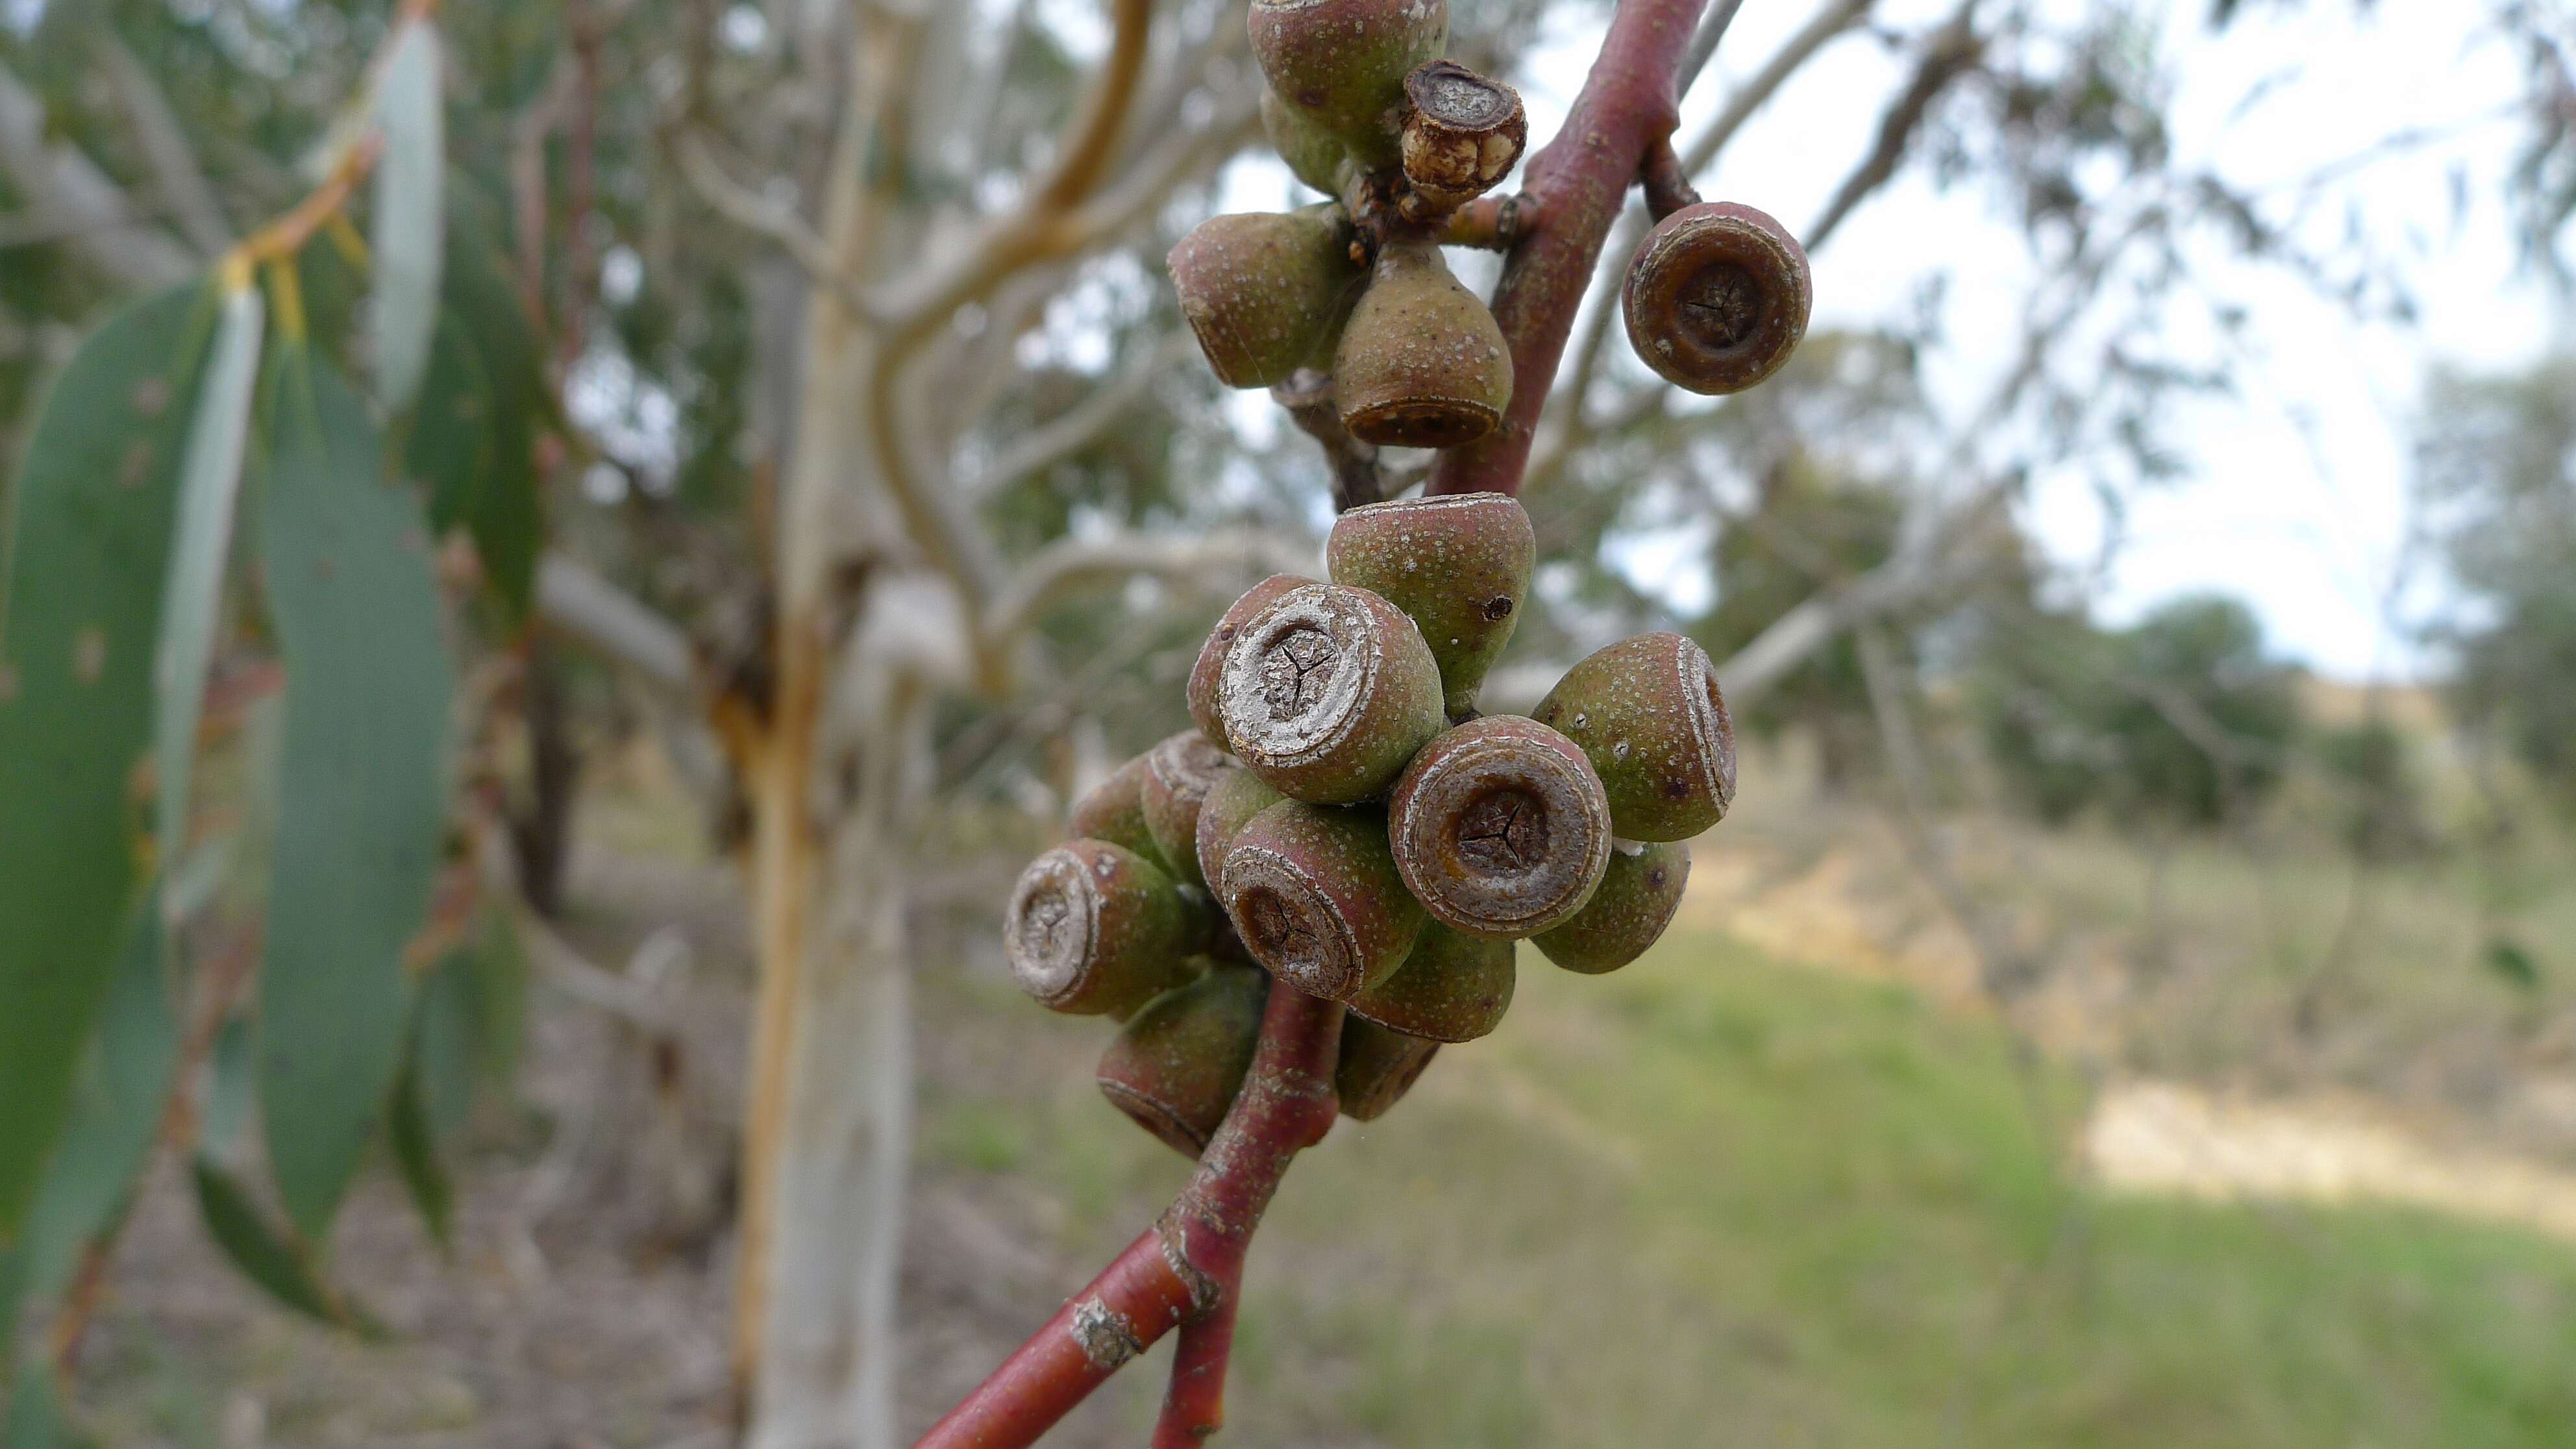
[1169,209,1360,390]
[1326,491,1534,717]
[1531,632,1737,842]
[1218,800,1425,1002]
[1004,840,1200,1015]
[1196,767,1287,895]
[1190,574,1315,746]
[1067,754,1167,871]
[1387,715,1613,939]
[1334,243,1513,449]
[1263,88,1350,195]
[1248,0,1447,164]
[1142,729,1233,891]
[1216,582,1444,805]
[1532,839,1689,974]
[1096,965,1270,1157]
[1350,923,1515,1043]
[1621,201,1812,396]
[1398,61,1526,207]
[1335,1017,1439,1122]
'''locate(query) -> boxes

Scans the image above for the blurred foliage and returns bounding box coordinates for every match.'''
[2416,354,2576,811]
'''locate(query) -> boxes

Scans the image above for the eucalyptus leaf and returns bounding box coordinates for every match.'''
[404,184,543,619]
[255,353,454,1242]
[0,284,214,1237]
[387,1042,453,1250]
[188,1159,352,1330]
[151,282,265,876]
[369,19,447,410]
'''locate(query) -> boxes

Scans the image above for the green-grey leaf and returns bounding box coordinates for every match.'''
[406,186,543,619]
[16,902,174,1306]
[0,1367,80,1449]
[188,1158,343,1328]
[152,282,265,874]
[369,19,446,410]
[465,906,530,1095]
[0,283,214,1237]
[256,354,454,1243]
[197,1015,255,1161]
[414,951,479,1140]
[387,1041,452,1250]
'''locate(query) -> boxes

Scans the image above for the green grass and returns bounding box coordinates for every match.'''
[952,925,2576,1448]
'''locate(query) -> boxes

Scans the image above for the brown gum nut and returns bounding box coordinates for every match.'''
[1531,839,1690,975]
[1350,922,1515,1043]
[1096,964,1270,1158]
[1333,242,1513,449]
[1005,840,1202,1016]
[1141,728,1233,891]
[1248,0,1447,168]
[1218,800,1425,1002]
[1195,767,1288,895]
[1189,574,1315,747]
[1531,632,1737,843]
[1216,581,1444,805]
[1169,208,1363,390]
[1263,88,1352,196]
[1335,1016,1439,1122]
[1621,201,1813,396]
[1326,491,1534,717]
[1398,61,1526,211]
[1067,754,1167,872]
[1387,715,1613,939]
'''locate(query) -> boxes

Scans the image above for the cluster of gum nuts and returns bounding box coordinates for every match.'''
[1004,491,1737,1152]
[1167,0,1814,451]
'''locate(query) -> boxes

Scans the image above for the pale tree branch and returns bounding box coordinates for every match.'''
[92,31,234,256]
[0,58,195,286]
[968,331,1192,504]
[1805,0,1984,252]
[988,528,1318,643]
[536,553,697,695]
[676,127,858,308]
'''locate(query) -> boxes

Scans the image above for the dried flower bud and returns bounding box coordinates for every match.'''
[1096,965,1270,1157]
[1248,0,1446,168]
[1170,207,1363,390]
[1350,923,1514,1043]
[1217,582,1444,804]
[1005,840,1202,1016]
[1195,767,1288,896]
[1326,491,1533,717]
[1398,61,1525,213]
[1387,715,1612,939]
[1067,754,1167,872]
[1621,201,1811,396]
[1218,800,1424,1002]
[1189,574,1315,747]
[1335,1017,1439,1122]
[1263,88,1351,197]
[1531,633,1737,843]
[1333,242,1513,449]
[1531,839,1689,975]
[1141,729,1232,891]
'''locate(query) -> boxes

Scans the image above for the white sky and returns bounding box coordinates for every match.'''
[1213,0,2570,681]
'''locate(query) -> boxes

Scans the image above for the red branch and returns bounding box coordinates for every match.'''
[919,2,1709,1439]
[1429,0,1711,498]
[915,984,1343,1449]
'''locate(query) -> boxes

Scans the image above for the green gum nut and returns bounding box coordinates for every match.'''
[1327,491,1535,717]
[1248,0,1447,169]
[1217,581,1444,805]
[1335,1016,1439,1122]
[1350,923,1515,1043]
[1531,839,1690,975]
[1195,767,1288,897]
[1333,242,1513,450]
[1141,729,1233,891]
[1531,632,1739,842]
[1005,839,1204,1015]
[1168,207,1361,390]
[1190,574,1315,747]
[1264,88,1352,196]
[1217,800,1425,1002]
[1386,715,1613,939]
[1067,754,1167,872]
[1096,965,1270,1158]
